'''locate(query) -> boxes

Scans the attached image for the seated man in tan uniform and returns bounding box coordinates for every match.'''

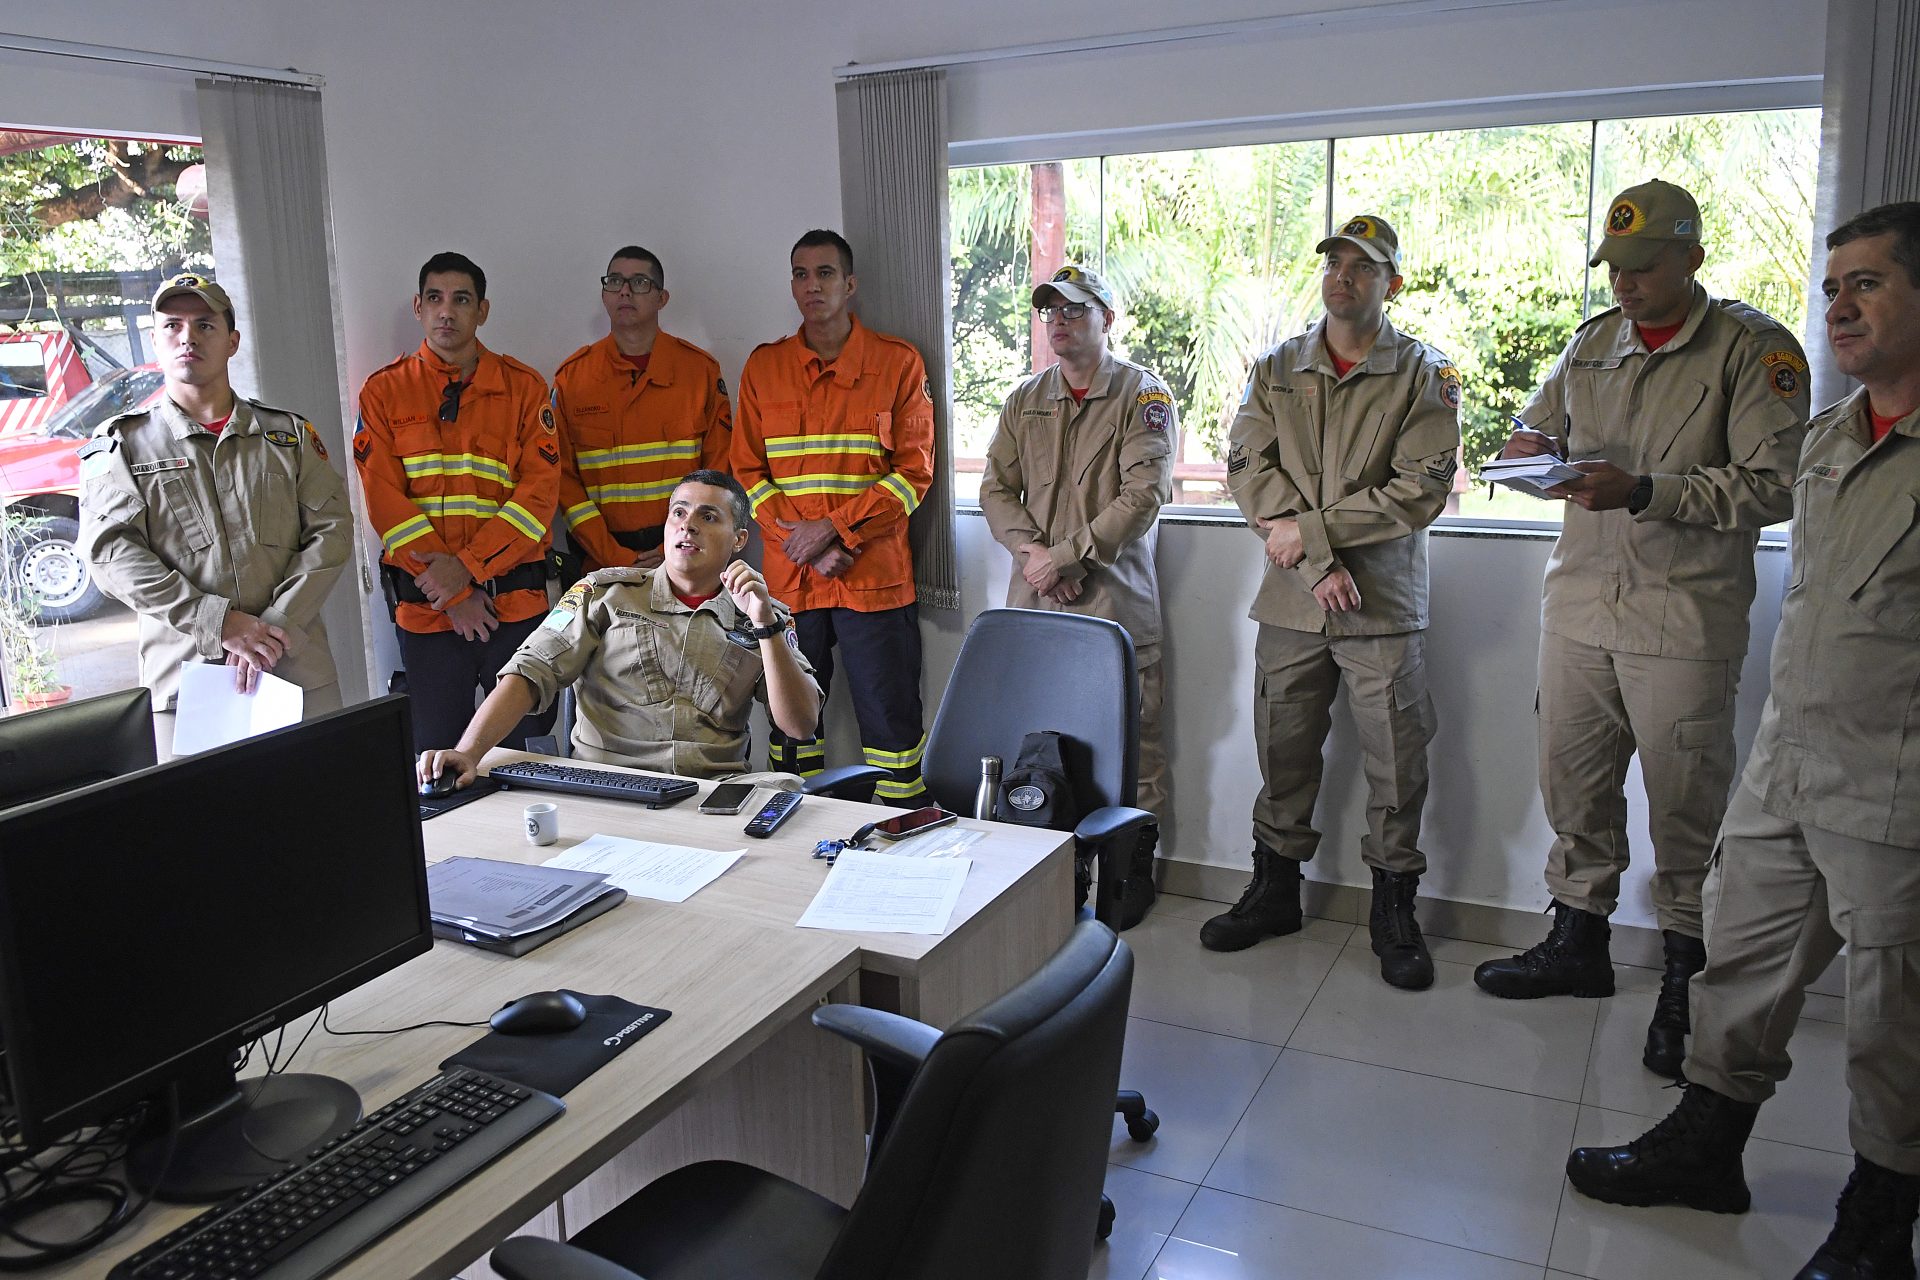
[417,471,820,786]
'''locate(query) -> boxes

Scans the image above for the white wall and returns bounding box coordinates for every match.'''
[0,0,1818,926]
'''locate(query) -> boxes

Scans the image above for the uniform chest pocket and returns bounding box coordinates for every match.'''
[871,410,894,452]
[612,617,677,705]
[1646,378,1712,465]
[691,641,755,720]
[1567,364,1625,456]
[159,476,215,552]
[1273,393,1321,480]
[760,402,802,435]
[1840,493,1920,638]
[564,412,618,450]
[1341,409,1392,482]
[1074,420,1121,486]
[252,471,301,549]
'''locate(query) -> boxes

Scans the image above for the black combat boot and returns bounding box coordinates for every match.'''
[1368,867,1434,990]
[1473,900,1615,998]
[1795,1154,1920,1280]
[1644,930,1707,1079]
[1566,1082,1759,1213]
[1199,847,1302,951]
[1118,825,1160,931]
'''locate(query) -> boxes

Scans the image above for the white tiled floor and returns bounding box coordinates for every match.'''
[1093,895,1857,1280]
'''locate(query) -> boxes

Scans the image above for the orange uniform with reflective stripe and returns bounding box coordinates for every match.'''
[354,342,559,634]
[732,318,934,613]
[551,331,732,571]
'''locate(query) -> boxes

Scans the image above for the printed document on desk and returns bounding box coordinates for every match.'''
[798,849,971,935]
[545,834,743,903]
[428,857,617,940]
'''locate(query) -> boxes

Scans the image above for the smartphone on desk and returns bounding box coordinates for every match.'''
[700,782,757,815]
[870,806,960,841]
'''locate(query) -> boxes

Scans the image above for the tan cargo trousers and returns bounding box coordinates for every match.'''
[1538,631,1739,937]
[1685,782,1920,1174]
[1251,625,1434,874]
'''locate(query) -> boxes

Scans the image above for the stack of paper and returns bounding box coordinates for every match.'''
[427,857,622,942]
[544,835,743,903]
[1477,453,1585,497]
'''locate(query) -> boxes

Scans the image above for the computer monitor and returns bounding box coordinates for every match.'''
[0,694,432,1202]
[0,686,155,809]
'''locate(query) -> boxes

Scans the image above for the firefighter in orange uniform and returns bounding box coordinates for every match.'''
[733,230,935,804]
[353,251,560,752]
[552,245,732,573]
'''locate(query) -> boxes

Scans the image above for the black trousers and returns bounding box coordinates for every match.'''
[396,615,555,755]
[771,603,926,805]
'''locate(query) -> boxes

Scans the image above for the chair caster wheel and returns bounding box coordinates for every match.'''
[1126,1109,1160,1142]
[1097,1194,1115,1240]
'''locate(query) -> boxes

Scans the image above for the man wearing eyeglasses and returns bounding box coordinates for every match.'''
[354,251,560,754]
[551,246,733,575]
[1205,216,1461,993]
[79,273,353,753]
[733,229,935,805]
[979,264,1175,928]
[1475,181,1811,1085]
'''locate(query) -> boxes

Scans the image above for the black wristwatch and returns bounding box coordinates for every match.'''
[1627,474,1654,515]
[745,620,786,641]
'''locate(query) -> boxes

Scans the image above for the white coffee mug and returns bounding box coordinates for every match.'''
[524,802,559,846]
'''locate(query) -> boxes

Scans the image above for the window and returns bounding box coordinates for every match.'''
[948,108,1820,521]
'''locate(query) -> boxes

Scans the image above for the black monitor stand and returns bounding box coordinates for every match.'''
[125,1048,361,1203]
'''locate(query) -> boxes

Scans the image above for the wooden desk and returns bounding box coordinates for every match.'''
[425,749,1076,1028]
[54,908,864,1280]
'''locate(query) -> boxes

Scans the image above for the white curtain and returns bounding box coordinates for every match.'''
[196,77,372,702]
[1805,0,1920,406]
[835,69,958,611]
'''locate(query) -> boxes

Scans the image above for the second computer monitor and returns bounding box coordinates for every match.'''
[0,685,154,809]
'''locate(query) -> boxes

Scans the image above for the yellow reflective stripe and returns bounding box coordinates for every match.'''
[411,494,500,518]
[381,514,436,555]
[576,439,702,470]
[764,434,884,458]
[586,477,682,505]
[748,480,781,514]
[874,777,927,800]
[863,735,927,769]
[876,472,920,515]
[401,452,512,484]
[563,500,603,529]
[499,501,547,540]
[775,473,883,499]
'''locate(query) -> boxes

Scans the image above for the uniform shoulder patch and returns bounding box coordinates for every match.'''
[539,405,557,435]
[1762,349,1809,400]
[537,440,559,466]
[717,376,729,399]
[264,428,301,448]
[1435,363,1463,411]
[1136,386,1174,433]
[302,422,329,460]
[77,435,120,460]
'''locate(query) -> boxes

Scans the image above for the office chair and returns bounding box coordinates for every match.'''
[491,919,1133,1280]
[918,608,1161,1236]
[523,688,882,802]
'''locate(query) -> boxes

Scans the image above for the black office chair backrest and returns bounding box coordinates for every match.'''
[818,920,1132,1280]
[922,609,1139,816]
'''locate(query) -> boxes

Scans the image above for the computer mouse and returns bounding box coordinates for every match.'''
[490,990,588,1036]
[419,771,459,799]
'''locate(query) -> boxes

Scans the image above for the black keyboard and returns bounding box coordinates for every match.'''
[109,1067,563,1280]
[488,760,698,808]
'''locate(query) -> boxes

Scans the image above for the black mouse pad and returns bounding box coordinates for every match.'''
[418,775,503,821]
[440,991,671,1097]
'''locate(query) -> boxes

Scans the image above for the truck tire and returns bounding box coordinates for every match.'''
[10,516,107,623]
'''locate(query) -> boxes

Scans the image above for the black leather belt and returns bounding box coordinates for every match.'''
[384,560,546,606]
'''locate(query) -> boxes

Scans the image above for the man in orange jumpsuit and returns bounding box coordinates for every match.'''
[733,230,935,804]
[552,245,732,573]
[354,251,560,752]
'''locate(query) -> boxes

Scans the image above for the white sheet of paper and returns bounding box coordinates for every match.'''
[1476,455,1585,497]
[170,662,304,755]
[796,849,971,935]
[544,834,743,903]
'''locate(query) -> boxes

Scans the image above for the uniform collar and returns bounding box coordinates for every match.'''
[597,330,683,389]
[157,394,254,441]
[1835,387,1920,447]
[1610,282,1711,357]
[1044,352,1117,402]
[647,567,741,624]
[1296,315,1400,378]
[413,340,504,392]
[794,315,875,385]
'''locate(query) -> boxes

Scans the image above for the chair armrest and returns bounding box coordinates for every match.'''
[522,734,561,758]
[811,1003,940,1071]
[493,1236,648,1280]
[1074,804,1156,847]
[801,765,888,802]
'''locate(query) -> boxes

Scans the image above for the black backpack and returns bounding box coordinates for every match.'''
[994,730,1081,831]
